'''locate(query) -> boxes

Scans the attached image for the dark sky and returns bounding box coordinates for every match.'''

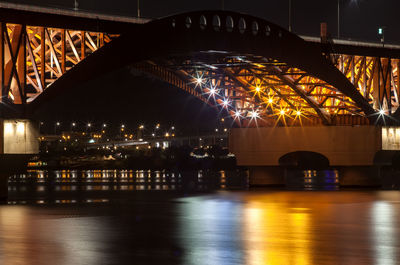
[33,67,221,134]
[10,0,400,43]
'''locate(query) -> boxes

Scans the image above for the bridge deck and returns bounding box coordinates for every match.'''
[0,2,149,33]
[302,35,400,58]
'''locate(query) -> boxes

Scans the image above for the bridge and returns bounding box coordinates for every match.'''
[1,3,400,197]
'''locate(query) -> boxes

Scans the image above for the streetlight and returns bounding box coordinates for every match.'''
[337,0,359,38]
[288,0,292,32]
[378,27,386,47]
[55,122,60,134]
[39,121,44,133]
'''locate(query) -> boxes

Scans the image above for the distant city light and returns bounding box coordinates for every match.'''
[72,122,76,127]
[121,124,125,128]
[235,111,241,118]
[296,110,302,116]
[87,123,91,127]
[222,99,229,107]
[209,87,216,95]
[255,86,261,92]
[268,98,273,104]
[379,109,386,115]
[103,124,107,127]
[280,109,286,115]
[56,122,60,126]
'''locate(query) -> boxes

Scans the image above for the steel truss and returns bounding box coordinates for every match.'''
[1,20,400,127]
[137,52,400,126]
[0,23,114,104]
[333,54,400,114]
[137,54,376,126]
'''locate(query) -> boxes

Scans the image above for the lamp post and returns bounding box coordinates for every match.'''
[378,27,386,47]
[288,0,292,32]
[55,122,60,135]
[137,0,140,18]
[337,0,340,38]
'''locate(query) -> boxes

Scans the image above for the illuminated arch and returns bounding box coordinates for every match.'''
[29,11,379,126]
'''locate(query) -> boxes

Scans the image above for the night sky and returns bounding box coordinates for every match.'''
[9,0,400,132]
[11,0,400,43]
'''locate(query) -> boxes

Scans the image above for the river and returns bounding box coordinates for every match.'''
[0,170,399,264]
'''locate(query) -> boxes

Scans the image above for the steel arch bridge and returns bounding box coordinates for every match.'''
[2,8,400,126]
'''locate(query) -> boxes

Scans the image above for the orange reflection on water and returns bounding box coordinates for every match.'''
[243,198,312,265]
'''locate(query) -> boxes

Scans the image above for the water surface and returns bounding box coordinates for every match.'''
[1,171,400,264]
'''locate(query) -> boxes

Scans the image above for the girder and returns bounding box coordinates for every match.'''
[0,23,115,104]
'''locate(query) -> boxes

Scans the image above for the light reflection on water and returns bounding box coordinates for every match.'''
[175,191,400,265]
[371,201,398,265]
[242,201,311,265]
[2,178,400,264]
[9,170,244,194]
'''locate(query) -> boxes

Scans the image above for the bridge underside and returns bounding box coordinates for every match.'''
[1,10,400,126]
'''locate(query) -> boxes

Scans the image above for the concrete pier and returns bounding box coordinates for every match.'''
[229,126,388,187]
[0,119,39,201]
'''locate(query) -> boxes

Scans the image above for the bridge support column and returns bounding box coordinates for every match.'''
[0,119,39,202]
[230,126,382,188]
